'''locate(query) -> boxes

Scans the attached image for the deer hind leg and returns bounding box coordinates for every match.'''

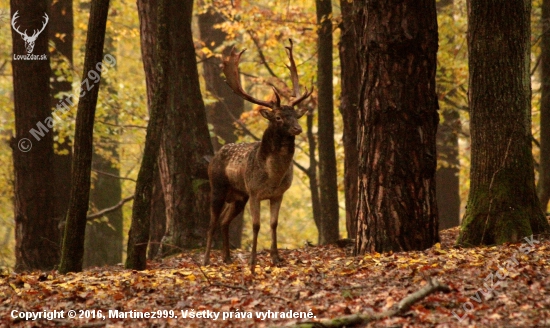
[203,187,227,266]
[220,197,248,264]
[269,196,283,265]
[249,196,261,274]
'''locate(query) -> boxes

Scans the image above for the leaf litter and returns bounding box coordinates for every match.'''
[1,227,549,327]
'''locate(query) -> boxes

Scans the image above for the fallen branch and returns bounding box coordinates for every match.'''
[86,195,135,220]
[285,279,450,328]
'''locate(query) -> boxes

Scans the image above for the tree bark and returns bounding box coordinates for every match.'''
[354,0,440,254]
[458,0,550,246]
[10,0,59,271]
[58,0,110,273]
[539,0,550,213]
[316,0,339,245]
[126,0,169,270]
[49,0,74,228]
[198,4,245,248]
[135,0,167,260]
[157,0,214,255]
[338,0,359,239]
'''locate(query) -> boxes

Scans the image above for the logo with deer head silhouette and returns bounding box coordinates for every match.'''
[11,10,49,54]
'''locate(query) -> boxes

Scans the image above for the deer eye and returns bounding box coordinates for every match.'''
[276,116,282,121]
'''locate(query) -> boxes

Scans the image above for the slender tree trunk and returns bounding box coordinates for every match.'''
[10,0,59,271]
[83,17,123,267]
[458,0,550,246]
[148,168,166,259]
[316,0,339,245]
[49,0,74,229]
[354,0,440,254]
[435,0,461,230]
[338,0,359,239]
[198,5,245,248]
[58,0,110,273]
[158,0,214,255]
[136,0,167,260]
[307,111,322,233]
[126,0,169,270]
[436,109,461,229]
[539,0,550,213]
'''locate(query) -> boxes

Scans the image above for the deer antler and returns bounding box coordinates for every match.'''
[31,13,49,39]
[223,48,280,109]
[11,11,26,38]
[285,39,313,107]
[11,11,49,40]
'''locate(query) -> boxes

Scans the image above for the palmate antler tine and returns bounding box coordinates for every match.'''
[285,39,301,97]
[222,47,278,109]
[284,39,314,107]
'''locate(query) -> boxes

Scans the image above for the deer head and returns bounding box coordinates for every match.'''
[222,39,313,137]
[11,11,49,54]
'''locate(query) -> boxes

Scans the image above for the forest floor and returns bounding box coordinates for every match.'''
[1,226,550,328]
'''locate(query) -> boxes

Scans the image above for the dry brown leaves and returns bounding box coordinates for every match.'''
[1,227,550,327]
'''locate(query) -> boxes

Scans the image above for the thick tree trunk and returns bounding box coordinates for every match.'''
[316,0,339,245]
[158,0,214,255]
[49,0,74,228]
[458,0,550,246]
[198,5,245,248]
[58,0,110,274]
[126,0,169,270]
[338,0,359,239]
[10,0,59,271]
[354,0,440,254]
[539,0,550,213]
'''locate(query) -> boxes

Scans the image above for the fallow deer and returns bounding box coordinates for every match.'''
[203,40,312,274]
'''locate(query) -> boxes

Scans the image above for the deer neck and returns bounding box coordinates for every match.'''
[258,125,295,164]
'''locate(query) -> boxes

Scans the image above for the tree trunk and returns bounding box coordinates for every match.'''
[458,0,550,246]
[354,0,440,254]
[436,109,460,230]
[10,0,59,271]
[135,0,167,260]
[198,5,245,248]
[157,0,214,255]
[539,0,550,213]
[83,16,123,268]
[338,0,359,239]
[126,0,169,270]
[58,0,110,274]
[49,0,74,228]
[435,0,461,230]
[316,0,339,245]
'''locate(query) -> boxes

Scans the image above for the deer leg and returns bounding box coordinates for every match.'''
[269,196,283,265]
[203,189,226,266]
[220,198,248,264]
[249,196,261,274]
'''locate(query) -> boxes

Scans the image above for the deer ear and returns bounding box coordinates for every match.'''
[295,106,309,119]
[259,108,275,120]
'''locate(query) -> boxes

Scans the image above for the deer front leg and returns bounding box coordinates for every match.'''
[249,196,261,274]
[269,196,283,265]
